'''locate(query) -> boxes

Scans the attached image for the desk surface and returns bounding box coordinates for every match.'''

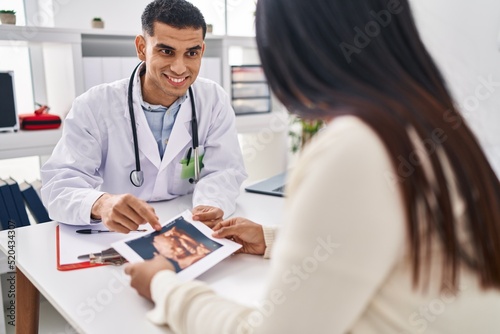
[0,192,283,334]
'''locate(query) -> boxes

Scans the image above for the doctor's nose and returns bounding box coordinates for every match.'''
[170,57,187,75]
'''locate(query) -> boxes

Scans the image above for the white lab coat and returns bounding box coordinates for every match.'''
[41,71,247,225]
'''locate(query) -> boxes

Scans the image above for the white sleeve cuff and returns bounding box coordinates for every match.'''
[263,225,278,259]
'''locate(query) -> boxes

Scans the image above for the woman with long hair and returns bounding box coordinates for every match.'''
[126,0,500,332]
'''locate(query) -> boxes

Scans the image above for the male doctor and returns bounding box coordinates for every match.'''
[41,0,247,233]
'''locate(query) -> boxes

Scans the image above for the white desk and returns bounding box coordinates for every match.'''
[0,192,283,334]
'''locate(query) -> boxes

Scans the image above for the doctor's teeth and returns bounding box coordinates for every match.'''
[169,77,185,83]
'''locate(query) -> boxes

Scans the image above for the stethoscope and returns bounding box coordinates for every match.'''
[128,62,200,187]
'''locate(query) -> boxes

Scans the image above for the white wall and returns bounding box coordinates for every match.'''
[48,0,255,35]
[51,0,148,32]
[409,0,500,176]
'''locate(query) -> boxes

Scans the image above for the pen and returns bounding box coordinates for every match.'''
[76,229,148,234]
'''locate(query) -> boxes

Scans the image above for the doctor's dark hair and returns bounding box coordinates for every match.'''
[256,0,500,291]
[141,0,206,38]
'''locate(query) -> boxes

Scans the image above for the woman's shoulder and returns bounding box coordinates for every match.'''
[287,115,396,198]
[301,115,387,167]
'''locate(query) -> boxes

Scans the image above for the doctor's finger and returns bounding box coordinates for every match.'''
[203,218,222,229]
[104,216,141,234]
[193,209,223,221]
[107,221,133,234]
[110,210,144,231]
[192,206,211,213]
[129,201,161,230]
[110,204,146,226]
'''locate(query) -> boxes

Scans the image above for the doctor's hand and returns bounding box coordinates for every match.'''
[212,217,266,256]
[124,254,174,302]
[91,193,162,233]
[192,205,224,228]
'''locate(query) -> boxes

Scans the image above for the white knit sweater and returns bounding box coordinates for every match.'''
[145,116,500,333]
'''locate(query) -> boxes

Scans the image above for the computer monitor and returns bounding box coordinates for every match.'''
[0,71,18,132]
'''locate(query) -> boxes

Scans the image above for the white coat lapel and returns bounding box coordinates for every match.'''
[159,100,192,172]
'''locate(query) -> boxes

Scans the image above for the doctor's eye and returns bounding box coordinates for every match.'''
[187,51,199,57]
[161,49,174,56]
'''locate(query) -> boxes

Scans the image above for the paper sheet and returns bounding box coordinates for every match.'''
[112,210,241,281]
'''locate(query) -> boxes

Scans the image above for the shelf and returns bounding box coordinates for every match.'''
[0,128,63,159]
[0,25,81,44]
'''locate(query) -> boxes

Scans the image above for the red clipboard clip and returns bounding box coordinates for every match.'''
[56,226,126,271]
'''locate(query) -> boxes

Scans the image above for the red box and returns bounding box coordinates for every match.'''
[19,113,62,130]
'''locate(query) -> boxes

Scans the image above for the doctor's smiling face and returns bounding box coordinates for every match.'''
[135,22,205,107]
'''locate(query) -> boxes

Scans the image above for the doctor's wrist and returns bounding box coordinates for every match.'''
[91,193,111,220]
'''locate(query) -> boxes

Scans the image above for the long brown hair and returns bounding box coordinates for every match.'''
[256,0,500,290]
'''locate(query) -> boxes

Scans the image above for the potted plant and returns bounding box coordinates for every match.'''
[0,10,16,25]
[289,116,324,153]
[91,17,104,29]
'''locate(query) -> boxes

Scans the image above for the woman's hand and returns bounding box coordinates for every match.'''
[124,255,174,301]
[212,217,266,255]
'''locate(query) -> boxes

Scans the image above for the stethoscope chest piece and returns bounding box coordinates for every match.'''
[130,170,144,187]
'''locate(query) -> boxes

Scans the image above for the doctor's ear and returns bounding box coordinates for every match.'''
[201,42,206,57]
[135,35,147,61]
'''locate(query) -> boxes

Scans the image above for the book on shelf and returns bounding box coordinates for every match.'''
[0,179,22,229]
[30,179,43,199]
[4,177,31,227]
[19,181,51,224]
[0,183,11,230]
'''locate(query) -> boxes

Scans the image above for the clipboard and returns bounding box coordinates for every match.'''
[56,222,154,271]
[56,225,107,271]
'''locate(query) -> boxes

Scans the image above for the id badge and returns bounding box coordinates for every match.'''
[180,154,204,179]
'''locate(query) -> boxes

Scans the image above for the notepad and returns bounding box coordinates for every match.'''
[56,222,155,271]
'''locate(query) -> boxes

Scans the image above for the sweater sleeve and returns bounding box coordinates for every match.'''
[147,117,406,333]
[147,270,255,334]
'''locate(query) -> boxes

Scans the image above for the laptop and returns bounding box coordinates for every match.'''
[244,172,287,197]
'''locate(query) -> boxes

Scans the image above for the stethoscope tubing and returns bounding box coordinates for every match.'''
[128,62,200,187]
